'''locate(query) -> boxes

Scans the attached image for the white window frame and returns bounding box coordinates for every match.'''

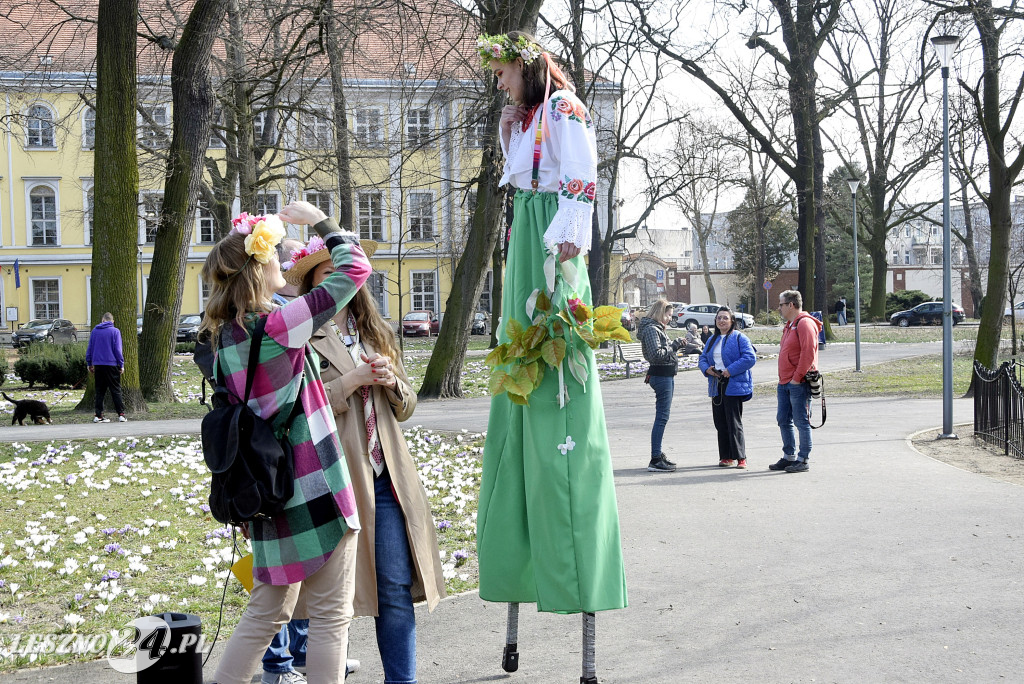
[304,190,332,218]
[302,107,333,149]
[410,270,437,312]
[199,275,211,312]
[82,181,94,245]
[355,108,383,147]
[139,192,163,244]
[208,108,226,149]
[406,107,431,146]
[253,110,269,144]
[256,192,280,216]
[25,180,61,246]
[197,203,216,244]
[138,104,170,148]
[357,191,385,241]
[368,271,388,317]
[465,112,488,148]
[25,103,57,149]
[30,277,62,320]
[82,106,96,150]
[407,191,434,240]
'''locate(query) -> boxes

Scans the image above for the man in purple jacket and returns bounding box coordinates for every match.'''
[86,312,126,423]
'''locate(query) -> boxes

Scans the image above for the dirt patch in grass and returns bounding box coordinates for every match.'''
[911,425,1024,487]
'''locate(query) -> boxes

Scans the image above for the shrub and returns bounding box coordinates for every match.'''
[885,290,931,318]
[175,342,196,354]
[756,310,783,326]
[0,353,7,386]
[12,341,88,388]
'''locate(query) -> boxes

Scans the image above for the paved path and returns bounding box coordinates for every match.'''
[5,342,1022,682]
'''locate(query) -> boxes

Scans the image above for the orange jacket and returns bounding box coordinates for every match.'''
[778,312,821,384]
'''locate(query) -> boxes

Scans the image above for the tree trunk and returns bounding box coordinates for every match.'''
[79,0,144,413]
[321,0,355,230]
[418,0,544,399]
[227,0,258,213]
[957,184,984,316]
[489,232,504,349]
[140,0,228,402]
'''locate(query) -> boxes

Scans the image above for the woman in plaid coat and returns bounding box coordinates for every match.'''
[203,201,371,684]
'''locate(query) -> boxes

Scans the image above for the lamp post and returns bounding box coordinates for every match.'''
[846,176,862,372]
[931,33,960,440]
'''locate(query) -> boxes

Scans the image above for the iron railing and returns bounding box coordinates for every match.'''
[973,359,1024,459]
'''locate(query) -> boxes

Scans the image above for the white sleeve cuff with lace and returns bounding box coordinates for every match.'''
[543,201,593,253]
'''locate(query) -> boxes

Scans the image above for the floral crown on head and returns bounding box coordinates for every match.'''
[477,33,542,69]
[224,212,286,278]
[282,235,325,272]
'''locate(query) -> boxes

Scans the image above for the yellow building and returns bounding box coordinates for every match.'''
[0,1,620,337]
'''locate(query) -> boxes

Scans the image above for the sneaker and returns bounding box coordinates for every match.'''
[647,457,676,472]
[261,671,306,684]
[296,660,358,678]
[736,459,747,469]
[768,458,793,471]
[718,459,736,467]
[93,416,110,423]
[658,452,677,466]
[785,461,809,473]
[118,415,128,422]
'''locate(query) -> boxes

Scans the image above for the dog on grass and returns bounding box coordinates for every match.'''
[3,392,52,425]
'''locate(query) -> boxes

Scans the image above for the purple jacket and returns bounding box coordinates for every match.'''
[86,321,124,368]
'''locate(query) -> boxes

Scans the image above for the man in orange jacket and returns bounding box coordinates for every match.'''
[769,290,821,473]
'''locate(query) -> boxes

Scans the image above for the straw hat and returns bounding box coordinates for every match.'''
[283,236,378,286]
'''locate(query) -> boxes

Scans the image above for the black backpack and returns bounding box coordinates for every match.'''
[201,315,301,525]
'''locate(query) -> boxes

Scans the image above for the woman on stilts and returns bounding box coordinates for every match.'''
[475,32,628,684]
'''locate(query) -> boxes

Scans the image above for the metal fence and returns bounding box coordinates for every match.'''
[973,359,1024,459]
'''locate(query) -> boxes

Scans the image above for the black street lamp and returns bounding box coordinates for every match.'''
[931,33,960,439]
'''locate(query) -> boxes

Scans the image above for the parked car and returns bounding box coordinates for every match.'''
[13,319,78,347]
[137,315,144,337]
[177,314,202,342]
[471,312,490,335]
[402,310,440,337]
[889,301,965,327]
[676,304,754,330]
[616,303,635,331]
[1005,301,1024,320]
[667,302,688,327]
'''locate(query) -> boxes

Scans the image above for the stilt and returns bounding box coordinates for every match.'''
[580,611,597,683]
[501,602,520,672]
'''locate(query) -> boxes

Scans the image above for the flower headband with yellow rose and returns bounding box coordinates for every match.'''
[226,212,286,277]
[477,33,542,69]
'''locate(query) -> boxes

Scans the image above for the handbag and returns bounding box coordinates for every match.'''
[201,315,301,525]
[803,369,826,428]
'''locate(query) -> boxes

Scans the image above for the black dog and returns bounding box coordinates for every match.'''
[3,392,52,425]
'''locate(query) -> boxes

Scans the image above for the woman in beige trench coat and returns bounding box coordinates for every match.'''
[284,236,446,684]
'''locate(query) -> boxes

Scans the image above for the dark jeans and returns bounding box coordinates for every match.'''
[649,374,674,460]
[93,365,125,417]
[262,619,308,673]
[374,473,417,684]
[712,394,747,461]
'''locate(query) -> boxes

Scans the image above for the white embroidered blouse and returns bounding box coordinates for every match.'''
[499,89,598,253]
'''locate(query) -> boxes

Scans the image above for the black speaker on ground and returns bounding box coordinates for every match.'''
[136,612,203,684]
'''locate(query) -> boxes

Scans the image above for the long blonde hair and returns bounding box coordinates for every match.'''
[645,299,673,322]
[199,232,274,345]
[300,274,401,365]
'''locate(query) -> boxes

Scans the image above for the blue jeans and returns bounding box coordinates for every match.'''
[374,474,417,684]
[777,382,812,461]
[649,374,674,459]
[262,619,308,673]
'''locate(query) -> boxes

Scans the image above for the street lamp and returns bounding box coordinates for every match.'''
[846,175,862,372]
[931,33,960,440]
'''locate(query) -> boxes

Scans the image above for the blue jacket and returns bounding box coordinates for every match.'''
[698,331,756,397]
[86,321,124,368]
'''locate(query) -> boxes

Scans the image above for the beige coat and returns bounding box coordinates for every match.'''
[311,319,446,616]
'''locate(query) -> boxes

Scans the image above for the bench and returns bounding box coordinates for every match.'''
[615,342,645,378]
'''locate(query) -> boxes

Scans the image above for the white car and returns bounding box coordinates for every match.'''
[676,303,754,330]
[1005,301,1024,320]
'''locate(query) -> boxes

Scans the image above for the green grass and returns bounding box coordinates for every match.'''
[0,429,483,670]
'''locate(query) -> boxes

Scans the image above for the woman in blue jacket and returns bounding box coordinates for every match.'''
[698,307,756,468]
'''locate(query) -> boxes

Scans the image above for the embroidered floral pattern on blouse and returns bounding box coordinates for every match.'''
[549,96,592,128]
[559,175,597,204]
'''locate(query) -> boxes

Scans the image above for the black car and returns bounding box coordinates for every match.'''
[13,319,78,347]
[177,314,202,342]
[471,312,489,335]
[889,301,965,327]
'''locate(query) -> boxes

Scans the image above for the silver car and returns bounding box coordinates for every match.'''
[676,304,754,330]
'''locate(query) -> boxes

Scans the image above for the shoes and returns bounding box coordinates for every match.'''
[718,459,735,467]
[294,660,358,678]
[736,459,747,469]
[658,452,677,466]
[768,458,793,471]
[647,456,677,472]
[118,415,128,422]
[93,416,110,423]
[261,671,306,684]
[785,461,809,473]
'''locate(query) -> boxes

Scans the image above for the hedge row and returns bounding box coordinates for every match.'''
[13,342,89,389]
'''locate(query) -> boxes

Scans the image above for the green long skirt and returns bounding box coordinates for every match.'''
[476,190,628,614]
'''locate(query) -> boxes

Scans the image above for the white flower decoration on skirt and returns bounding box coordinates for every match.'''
[558,436,576,456]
